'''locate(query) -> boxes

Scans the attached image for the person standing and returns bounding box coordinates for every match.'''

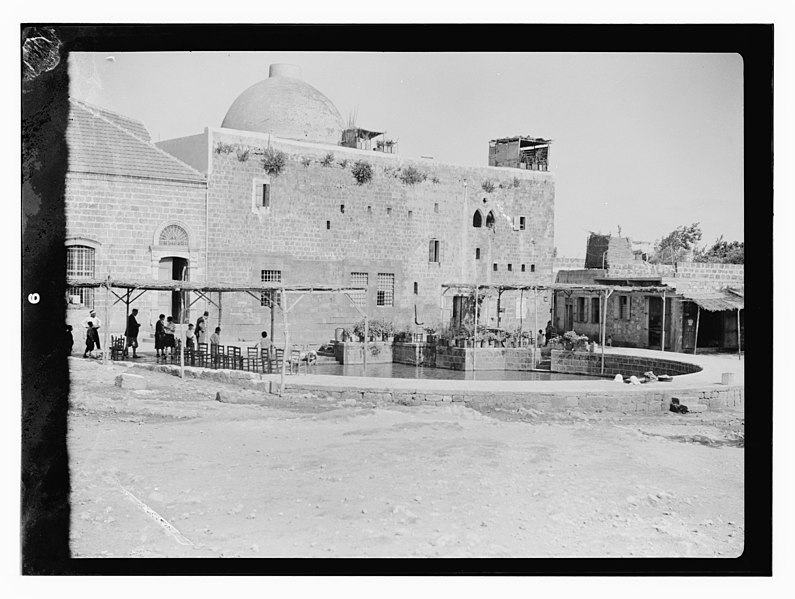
[196,311,209,345]
[81,309,102,352]
[544,320,554,347]
[83,321,99,358]
[155,314,166,358]
[66,325,74,355]
[536,329,545,349]
[164,316,176,356]
[124,308,141,358]
[209,326,222,347]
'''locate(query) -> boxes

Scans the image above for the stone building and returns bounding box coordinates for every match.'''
[552,235,744,353]
[64,98,208,335]
[66,64,556,346]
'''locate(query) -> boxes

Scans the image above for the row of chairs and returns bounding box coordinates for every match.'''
[167,342,300,374]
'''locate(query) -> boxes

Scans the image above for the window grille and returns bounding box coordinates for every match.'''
[260,269,282,306]
[350,272,368,306]
[376,273,394,307]
[66,245,95,308]
[159,224,189,246]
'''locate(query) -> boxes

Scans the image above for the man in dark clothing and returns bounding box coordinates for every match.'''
[124,308,141,358]
[545,320,555,347]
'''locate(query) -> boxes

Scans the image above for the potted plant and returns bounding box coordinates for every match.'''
[424,325,437,345]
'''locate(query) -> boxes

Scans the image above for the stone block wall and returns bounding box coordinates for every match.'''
[65,172,207,337]
[191,129,555,345]
[334,341,393,364]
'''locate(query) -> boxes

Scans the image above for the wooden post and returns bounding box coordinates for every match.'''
[280,285,288,397]
[533,287,539,368]
[693,305,701,355]
[601,289,613,376]
[737,308,742,360]
[218,291,223,329]
[519,288,524,346]
[103,278,110,365]
[660,291,666,352]
[363,314,369,374]
[179,323,185,379]
[472,284,478,372]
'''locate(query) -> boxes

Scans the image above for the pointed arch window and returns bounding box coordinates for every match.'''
[472,210,483,228]
[485,211,495,228]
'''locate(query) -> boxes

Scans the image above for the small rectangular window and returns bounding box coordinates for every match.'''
[493,263,498,272]
[619,295,631,320]
[408,210,413,218]
[577,297,586,322]
[350,272,368,306]
[475,248,481,260]
[530,264,535,273]
[413,282,418,295]
[253,179,272,211]
[340,204,345,214]
[377,273,395,307]
[367,206,372,214]
[519,216,526,230]
[387,207,392,216]
[262,184,270,208]
[434,203,439,213]
[326,220,331,229]
[260,269,282,306]
[521,264,526,272]
[429,239,440,263]
[507,263,513,272]
[591,297,600,323]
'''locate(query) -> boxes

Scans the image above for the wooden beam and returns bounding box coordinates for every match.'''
[693,306,701,355]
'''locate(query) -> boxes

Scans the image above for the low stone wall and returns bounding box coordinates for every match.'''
[333,341,393,364]
[396,345,539,371]
[392,342,436,367]
[551,350,702,378]
[129,363,743,414]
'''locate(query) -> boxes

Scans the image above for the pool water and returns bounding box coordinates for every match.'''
[310,363,605,381]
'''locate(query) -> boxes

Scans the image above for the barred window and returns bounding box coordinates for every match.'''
[260,269,282,306]
[350,272,368,306]
[159,224,189,246]
[376,273,394,307]
[67,245,95,308]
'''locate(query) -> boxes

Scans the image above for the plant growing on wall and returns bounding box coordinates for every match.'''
[351,160,374,185]
[399,165,427,185]
[338,158,349,169]
[262,147,287,177]
[236,147,250,162]
[214,141,236,155]
[301,156,312,167]
[481,179,496,193]
[321,152,335,167]
[431,175,440,184]
[561,331,590,351]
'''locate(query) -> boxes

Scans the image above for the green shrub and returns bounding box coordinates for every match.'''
[399,165,427,185]
[262,147,287,177]
[320,152,335,167]
[481,179,496,193]
[351,160,374,185]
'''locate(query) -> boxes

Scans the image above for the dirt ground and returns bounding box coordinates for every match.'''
[67,357,744,558]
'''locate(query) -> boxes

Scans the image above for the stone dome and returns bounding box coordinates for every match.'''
[221,64,344,145]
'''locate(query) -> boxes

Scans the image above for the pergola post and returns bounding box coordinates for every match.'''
[661,291,666,352]
[472,284,478,372]
[600,289,613,375]
[179,323,185,379]
[280,285,288,397]
[737,308,742,360]
[693,305,701,355]
[533,287,539,367]
[102,277,110,365]
[363,314,369,374]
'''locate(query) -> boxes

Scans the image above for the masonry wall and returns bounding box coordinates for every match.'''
[64,172,207,339]
[194,130,555,346]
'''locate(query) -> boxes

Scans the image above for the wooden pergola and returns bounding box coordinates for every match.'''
[67,276,367,394]
[441,282,673,374]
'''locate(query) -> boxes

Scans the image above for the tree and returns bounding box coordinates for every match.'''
[649,223,702,264]
[695,236,744,264]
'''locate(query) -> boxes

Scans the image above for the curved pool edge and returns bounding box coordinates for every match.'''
[126,348,744,415]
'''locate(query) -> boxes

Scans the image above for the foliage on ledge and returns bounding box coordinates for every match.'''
[262,147,287,177]
[351,160,374,185]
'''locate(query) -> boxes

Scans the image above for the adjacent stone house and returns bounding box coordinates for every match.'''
[553,235,744,353]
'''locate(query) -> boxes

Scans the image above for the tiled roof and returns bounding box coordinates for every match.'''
[67,98,206,183]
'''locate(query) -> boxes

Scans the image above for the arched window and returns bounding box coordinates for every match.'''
[472,210,483,228]
[485,211,495,228]
[159,224,189,247]
[66,245,95,308]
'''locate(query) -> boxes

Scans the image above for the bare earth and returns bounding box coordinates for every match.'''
[68,357,744,558]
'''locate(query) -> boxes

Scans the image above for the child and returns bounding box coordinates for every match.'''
[210,326,222,347]
[83,321,99,358]
[185,323,196,351]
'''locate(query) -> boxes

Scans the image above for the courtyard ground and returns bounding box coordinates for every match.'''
[67,357,744,558]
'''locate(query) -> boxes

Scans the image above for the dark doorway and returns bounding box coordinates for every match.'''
[564,301,574,333]
[158,257,190,323]
[648,296,672,349]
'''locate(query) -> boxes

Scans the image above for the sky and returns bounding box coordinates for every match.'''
[69,51,744,258]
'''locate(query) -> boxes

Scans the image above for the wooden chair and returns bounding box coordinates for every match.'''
[227,346,242,370]
[268,347,284,373]
[110,336,125,361]
[195,342,209,368]
[289,348,309,375]
[244,347,261,372]
[210,344,223,369]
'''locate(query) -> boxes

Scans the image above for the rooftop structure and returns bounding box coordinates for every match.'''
[489,136,552,171]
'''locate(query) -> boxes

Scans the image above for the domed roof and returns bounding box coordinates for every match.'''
[222,64,344,145]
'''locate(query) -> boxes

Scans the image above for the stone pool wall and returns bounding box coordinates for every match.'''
[131,363,744,414]
[551,350,703,378]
